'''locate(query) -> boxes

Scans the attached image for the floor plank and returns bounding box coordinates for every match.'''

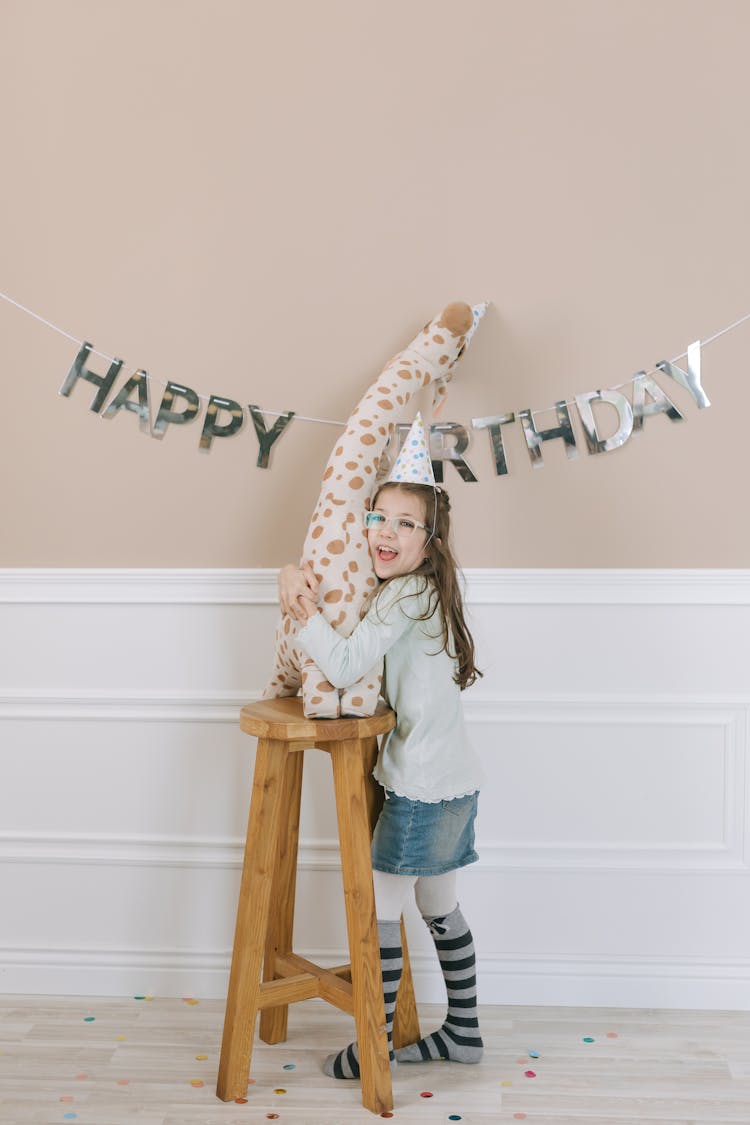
[0,995,748,1123]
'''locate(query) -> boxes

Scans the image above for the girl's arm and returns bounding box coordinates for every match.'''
[278,562,319,621]
[298,578,422,689]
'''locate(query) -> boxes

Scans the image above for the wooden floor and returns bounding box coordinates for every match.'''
[1,995,749,1124]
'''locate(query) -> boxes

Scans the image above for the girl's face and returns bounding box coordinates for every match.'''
[366,487,429,580]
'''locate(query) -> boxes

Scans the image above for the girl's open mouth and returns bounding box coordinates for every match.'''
[377,546,399,562]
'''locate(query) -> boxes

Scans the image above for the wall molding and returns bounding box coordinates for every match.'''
[2,566,750,605]
[2,943,749,1007]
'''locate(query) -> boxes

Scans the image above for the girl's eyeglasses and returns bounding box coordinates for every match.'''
[364,511,428,538]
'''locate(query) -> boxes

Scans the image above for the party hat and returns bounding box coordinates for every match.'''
[386,412,435,486]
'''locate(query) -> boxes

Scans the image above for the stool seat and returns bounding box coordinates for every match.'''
[217,697,420,1115]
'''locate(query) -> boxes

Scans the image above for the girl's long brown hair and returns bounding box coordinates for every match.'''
[365,482,483,691]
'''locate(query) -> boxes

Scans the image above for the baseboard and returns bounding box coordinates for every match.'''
[2,946,748,1009]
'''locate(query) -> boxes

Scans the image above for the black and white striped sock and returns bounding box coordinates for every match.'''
[395,904,483,1064]
[323,919,402,1079]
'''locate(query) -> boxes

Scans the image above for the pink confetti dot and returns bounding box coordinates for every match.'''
[514,1116,527,1121]
[60,1096,74,1102]
[74,1074,88,1081]
[116,1079,129,1085]
[420,1090,434,1097]
[235,1097,248,1104]
[524,1069,536,1078]
[516,1056,527,1064]
[607,1031,619,1038]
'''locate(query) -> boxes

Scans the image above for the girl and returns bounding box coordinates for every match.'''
[279,475,485,1079]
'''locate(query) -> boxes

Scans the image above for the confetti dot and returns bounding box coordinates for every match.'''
[449,1117,463,1121]
[116,1079,129,1086]
[144,996,153,1001]
[514,1116,527,1121]
[607,1032,619,1038]
[516,1056,527,1064]
[190,1079,204,1088]
[420,1090,434,1097]
[266,1116,280,1121]
[524,1070,536,1078]
[235,1097,248,1104]
[583,1036,595,1043]
[282,1063,296,1070]
[134,995,145,1000]
[528,1050,540,1058]
[83,1016,95,1022]
[273,1088,286,1094]
[184,997,199,1005]
[116,1035,127,1041]
[501,1080,513,1086]
[74,1075,88,1081]
[195,1054,208,1060]
[60,1096,74,1102]
[381,1115,394,1120]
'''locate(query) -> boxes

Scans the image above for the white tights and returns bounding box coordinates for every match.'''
[372,869,458,922]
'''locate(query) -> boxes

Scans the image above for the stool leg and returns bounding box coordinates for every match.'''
[217,737,288,1102]
[360,736,421,1051]
[260,748,304,1044]
[330,738,392,1116]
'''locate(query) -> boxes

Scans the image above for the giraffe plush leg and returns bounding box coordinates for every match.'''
[300,657,341,719]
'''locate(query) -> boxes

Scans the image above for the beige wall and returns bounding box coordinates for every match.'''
[2,0,748,568]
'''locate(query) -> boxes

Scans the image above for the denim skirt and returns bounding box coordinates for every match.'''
[371,789,479,876]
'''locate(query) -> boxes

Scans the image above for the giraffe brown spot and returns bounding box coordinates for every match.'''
[283,618,291,634]
[361,433,376,445]
[316,680,334,692]
[360,418,373,426]
[365,465,372,473]
[396,395,403,405]
[378,426,386,435]
[378,386,390,393]
[432,334,445,344]
[378,400,393,410]
[346,512,356,523]
[324,589,343,603]
[366,577,376,587]
[397,369,410,379]
[439,355,449,364]
[320,557,330,566]
[327,540,345,554]
[331,497,345,505]
[324,508,332,517]
[350,696,363,707]
[349,476,364,490]
[323,466,333,479]
[310,696,323,705]
[350,560,359,572]
[345,461,358,470]
[311,525,323,539]
[333,610,346,627]
[335,445,343,456]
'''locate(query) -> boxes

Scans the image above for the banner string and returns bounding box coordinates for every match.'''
[1,288,748,425]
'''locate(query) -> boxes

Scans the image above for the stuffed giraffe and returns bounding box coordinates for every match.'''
[263,300,487,718]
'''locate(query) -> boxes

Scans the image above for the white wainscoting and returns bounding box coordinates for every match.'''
[1,569,750,1008]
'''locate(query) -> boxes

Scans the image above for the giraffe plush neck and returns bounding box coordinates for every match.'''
[263,300,486,718]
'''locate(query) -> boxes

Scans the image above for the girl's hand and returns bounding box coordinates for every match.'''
[278,562,319,621]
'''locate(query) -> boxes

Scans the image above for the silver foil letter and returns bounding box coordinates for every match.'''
[100,370,151,434]
[152,382,200,438]
[58,342,124,413]
[472,413,515,476]
[518,401,578,467]
[631,371,684,432]
[575,390,633,454]
[428,423,478,483]
[199,395,244,451]
[248,406,295,468]
[656,341,710,408]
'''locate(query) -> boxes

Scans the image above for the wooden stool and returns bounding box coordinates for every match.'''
[216,697,421,1115]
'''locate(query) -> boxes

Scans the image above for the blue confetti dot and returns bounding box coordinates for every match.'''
[583,1036,595,1043]
[529,1050,540,1058]
[449,1117,462,1122]
[282,1063,296,1070]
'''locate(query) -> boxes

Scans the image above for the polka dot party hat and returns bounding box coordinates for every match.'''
[386,412,436,486]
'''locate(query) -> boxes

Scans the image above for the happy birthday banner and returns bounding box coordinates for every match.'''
[3,290,748,481]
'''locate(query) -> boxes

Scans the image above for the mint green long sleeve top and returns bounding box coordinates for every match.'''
[297,574,485,802]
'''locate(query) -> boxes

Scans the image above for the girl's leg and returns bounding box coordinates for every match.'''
[323,872,416,1079]
[396,872,484,1064]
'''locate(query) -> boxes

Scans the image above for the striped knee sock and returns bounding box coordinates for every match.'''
[323,919,402,1079]
[395,904,483,1064]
